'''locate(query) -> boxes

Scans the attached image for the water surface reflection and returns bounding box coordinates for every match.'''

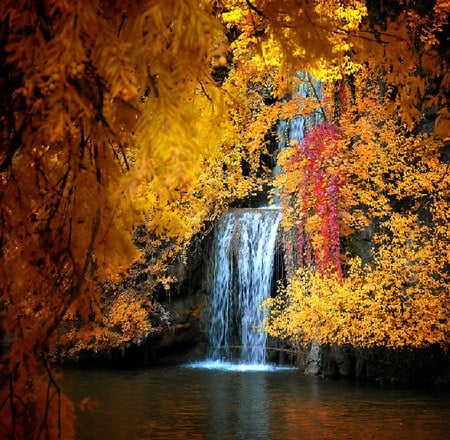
[61,366,450,439]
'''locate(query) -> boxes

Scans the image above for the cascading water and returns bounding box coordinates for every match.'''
[207,208,281,365]
[275,72,320,165]
[188,74,323,372]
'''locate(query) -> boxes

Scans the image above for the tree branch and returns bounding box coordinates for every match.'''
[246,0,265,17]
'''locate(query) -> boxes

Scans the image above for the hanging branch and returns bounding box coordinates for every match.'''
[245,0,265,17]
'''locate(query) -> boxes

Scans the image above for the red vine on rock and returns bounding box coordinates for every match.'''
[288,122,342,279]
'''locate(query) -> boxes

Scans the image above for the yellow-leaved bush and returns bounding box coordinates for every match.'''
[267,214,449,348]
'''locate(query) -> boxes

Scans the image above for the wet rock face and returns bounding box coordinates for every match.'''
[305,341,322,375]
[143,232,213,365]
[301,344,450,386]
[148,291,209,364]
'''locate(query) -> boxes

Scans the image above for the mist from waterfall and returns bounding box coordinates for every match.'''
[207,208,281,365]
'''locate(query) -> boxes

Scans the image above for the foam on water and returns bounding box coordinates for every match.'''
[184,360,295,372]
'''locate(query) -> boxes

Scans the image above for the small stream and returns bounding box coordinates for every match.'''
[62,365,450,439]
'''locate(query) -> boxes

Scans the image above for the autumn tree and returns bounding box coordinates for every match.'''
[0,1,263,438]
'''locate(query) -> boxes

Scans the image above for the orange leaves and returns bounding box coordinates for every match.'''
[108,293,153,340]
[57,286,162,358]
[1,2,231,438]
[435,107,450,140]
[0,2,449,437]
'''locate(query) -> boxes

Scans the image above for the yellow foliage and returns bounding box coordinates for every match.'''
[267,228,449,348]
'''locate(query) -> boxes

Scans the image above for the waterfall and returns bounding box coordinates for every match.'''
[208,208,281,364]
[276,72,323,160]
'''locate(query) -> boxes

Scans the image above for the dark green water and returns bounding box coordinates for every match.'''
[61,365,450,439]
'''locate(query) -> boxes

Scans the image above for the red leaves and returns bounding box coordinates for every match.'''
[287,122,342,278]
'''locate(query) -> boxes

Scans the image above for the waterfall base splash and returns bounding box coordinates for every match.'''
[185,360,294,372]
